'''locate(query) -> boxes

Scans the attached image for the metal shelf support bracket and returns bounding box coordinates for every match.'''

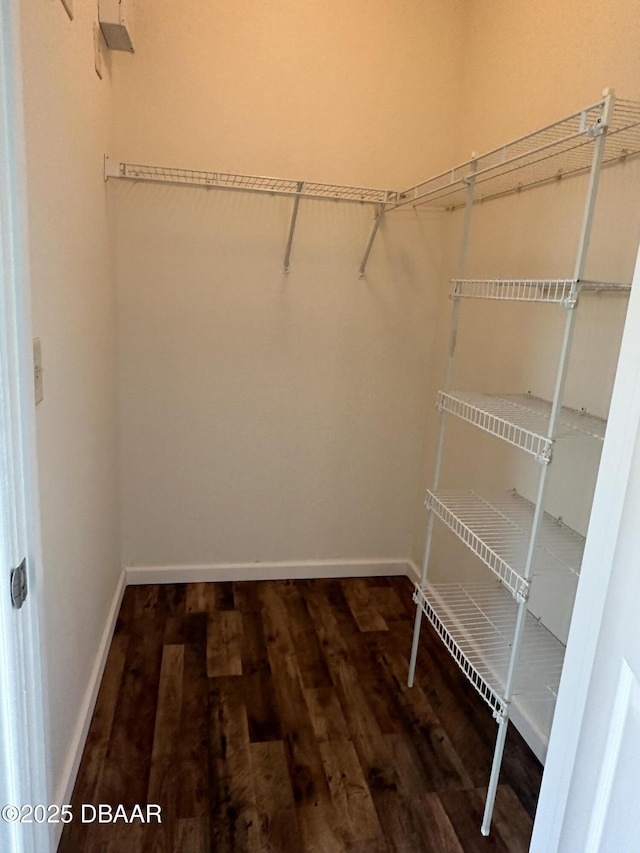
[283,181,304,274]
[358,200,388,278]
[104,155,121,181]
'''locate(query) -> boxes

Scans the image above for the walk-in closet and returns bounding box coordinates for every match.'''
[6,0,640,851]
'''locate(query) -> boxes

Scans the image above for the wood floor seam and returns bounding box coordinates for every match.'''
[59,577,541,852]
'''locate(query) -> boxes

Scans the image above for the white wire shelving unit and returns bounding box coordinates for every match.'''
[104,159,396,203]
[103,156,397,275]
[426,489,585,601]
[394,96,640,211]
[438,391,608,463]
[450,278,631,305]
[102,92,639,836]
[103,94,640,276]
[413,581,565,724]
[406,89,636,837]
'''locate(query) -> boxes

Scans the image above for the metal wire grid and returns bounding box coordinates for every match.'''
[109,99,640,211]
[450,278,631,304]
[413,584,507,721]
[119,163,394,204]
[426,490,585,599]
[602,98,640,165]
[394,97,640,210]
[452,278,575,304]
[413,581,566,718]
[438,391,607,460]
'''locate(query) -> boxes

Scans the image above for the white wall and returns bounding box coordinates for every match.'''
[111,0,466,569]
[19,1,119,803]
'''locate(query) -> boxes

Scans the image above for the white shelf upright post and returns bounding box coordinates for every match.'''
[480,89,613,835]
[407,159,477,687]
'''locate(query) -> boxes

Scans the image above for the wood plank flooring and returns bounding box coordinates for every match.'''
[59,577,542,852]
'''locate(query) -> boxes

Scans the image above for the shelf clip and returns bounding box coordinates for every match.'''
[535,445,553,465]
[587,115,606,138]
[561,283,580,309]
[514,583,529,605]
[492,705,508,725]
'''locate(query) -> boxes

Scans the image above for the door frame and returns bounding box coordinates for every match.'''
[530,235,640,850]
[0,1,52,851]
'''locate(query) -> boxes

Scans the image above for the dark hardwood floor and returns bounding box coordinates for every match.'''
[59,577,542,852]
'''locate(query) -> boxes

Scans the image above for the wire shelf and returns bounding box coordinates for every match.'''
[395,96,640,210]
[439,391,607,461]
[113,162,395,205]
[105,98,640,214]
[413,581,565,722]
[426,489,585,600]
[450,278,631,305]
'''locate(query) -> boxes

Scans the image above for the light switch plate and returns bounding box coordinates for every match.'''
[33,338,43,405]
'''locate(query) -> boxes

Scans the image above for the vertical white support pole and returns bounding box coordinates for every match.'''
[572,89,613,284]
[408,163,477,688]
[283,181,303,274]
[481,93,612,836]
[358,201,387,278]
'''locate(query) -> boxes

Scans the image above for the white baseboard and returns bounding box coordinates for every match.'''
[126,558,414,585]
[53,555,413,845]
[407,560,420,583]
[53,568,126,838]
[510,700,548,765]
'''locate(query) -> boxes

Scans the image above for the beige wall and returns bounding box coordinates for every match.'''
[19,1,119,800]
[115,188,446,565]
[457,0,640,158]
[113,0,466,186]
[112,0,466,568]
